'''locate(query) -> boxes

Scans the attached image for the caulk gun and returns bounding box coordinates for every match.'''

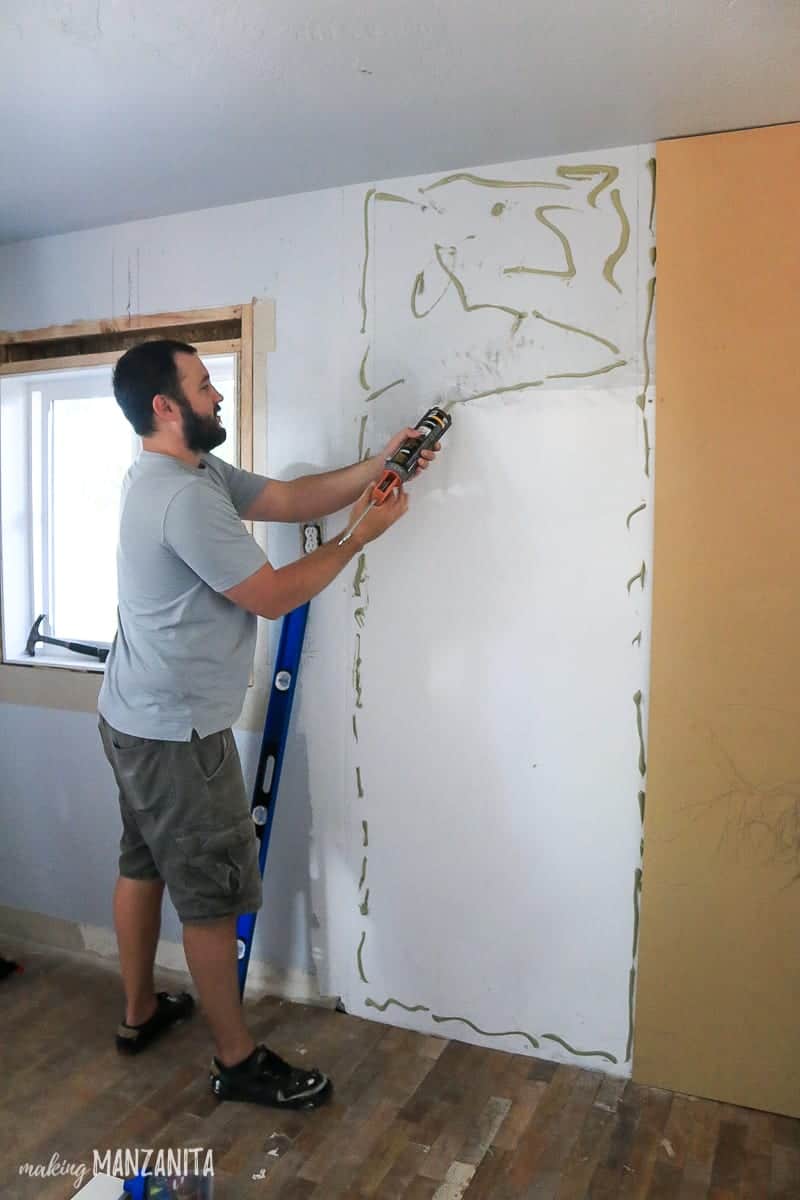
[338,406,452,547]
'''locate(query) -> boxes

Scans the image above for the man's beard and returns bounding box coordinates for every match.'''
[178,398,227,454]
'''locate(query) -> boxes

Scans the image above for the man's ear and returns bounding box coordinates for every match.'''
[153,393,179,424]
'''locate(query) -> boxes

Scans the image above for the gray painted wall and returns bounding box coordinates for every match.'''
[0,703,315,972]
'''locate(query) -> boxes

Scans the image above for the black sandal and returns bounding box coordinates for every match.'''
[116,991,195,1054]
[0,955,20,981]
[210,1044,332,1109]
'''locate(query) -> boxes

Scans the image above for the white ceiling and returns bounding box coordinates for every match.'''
[2,0,798,244]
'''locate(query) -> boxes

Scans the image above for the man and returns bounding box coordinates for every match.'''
[98,339,440,1109]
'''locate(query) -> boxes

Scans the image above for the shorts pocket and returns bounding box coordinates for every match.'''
[100,719,167,815]
[192,729,233,782]
[99,716,150,753]
[111,729,149,751]
[175,816,258,903]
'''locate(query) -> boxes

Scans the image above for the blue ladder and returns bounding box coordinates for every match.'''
[236,602,310,996]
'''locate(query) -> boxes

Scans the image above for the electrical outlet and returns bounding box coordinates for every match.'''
[301,523,323,554]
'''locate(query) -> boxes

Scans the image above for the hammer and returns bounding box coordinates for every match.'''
[25,614,110,663]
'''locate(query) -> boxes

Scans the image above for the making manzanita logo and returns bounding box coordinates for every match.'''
[94,1149,214,1178]
[18,1148,215,1191]
[18,1154,90,1191]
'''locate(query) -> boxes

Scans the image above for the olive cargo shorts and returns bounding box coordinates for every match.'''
[99,716,262,923]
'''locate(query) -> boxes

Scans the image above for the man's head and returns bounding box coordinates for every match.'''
[113,339,226,455]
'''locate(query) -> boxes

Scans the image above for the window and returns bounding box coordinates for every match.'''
[0,306,254,671]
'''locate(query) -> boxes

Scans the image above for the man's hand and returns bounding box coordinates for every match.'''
[347,484,408,548]
[376,426,442,481]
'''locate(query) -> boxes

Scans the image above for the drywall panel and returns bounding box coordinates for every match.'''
[307,148,657,1071]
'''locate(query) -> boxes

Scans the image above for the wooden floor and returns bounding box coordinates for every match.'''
[1,946,798,1199]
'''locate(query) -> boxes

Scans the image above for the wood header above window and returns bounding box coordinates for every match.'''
[0,301,257,470]
[0,305,246,367]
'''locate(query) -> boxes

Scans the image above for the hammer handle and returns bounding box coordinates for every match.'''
[39,634,109,661]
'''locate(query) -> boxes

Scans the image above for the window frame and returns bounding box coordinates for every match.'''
[0,302,257,702]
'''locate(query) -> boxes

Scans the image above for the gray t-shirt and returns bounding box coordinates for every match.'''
[98,450,268,740]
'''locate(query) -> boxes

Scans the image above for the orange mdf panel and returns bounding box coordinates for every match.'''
[634,124,800,1117]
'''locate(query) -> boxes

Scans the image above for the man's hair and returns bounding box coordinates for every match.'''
[113,339,197,435]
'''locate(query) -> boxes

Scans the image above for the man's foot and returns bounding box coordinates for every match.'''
[0,956,20,981]
[116,991,195,1054]
[209,1044,332,1109]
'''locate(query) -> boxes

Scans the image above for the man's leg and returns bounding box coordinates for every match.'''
[167,731,330,1105]
[182,916,255,1067]
[114,875,165,1026]
[185,915,331,1110]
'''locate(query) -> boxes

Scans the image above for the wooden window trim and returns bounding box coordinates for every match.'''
[0,302,268,712]
[0,303,254,469]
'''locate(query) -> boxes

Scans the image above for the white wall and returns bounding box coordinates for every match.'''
[0,142,655,1071]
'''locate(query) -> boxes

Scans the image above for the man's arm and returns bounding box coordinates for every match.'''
[242,455,381,523]
[226,488,407,618]
[242,425,439,523]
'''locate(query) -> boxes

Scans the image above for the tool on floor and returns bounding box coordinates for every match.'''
[0,955,21,981]
[338,405,452,546]
[235,529,320,996]
[123,1176,212,1199]
[25,613,110,662]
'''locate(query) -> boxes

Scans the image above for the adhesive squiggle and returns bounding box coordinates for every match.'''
[411,270,450,320]
[546,360,627,382]
[633,690,647,776]
[631,868,643,958]
[359,189,376,335]
[642,413,652,479]
[375,192,414,205]
[421,172,568,194]
[444,380,544,411]
[434,244,526,332]
[556,163,619,208]
[626,966,636,1062]
[353,634,363,709]
[360,190,417,334]
[353,554,367,597]
[431,1014,540,1050]
[366,997,430,1014]
[503,206,576,281]
[541,1033,618,1064]
[531,310,620,356]
[626,503,647,530]
[366,378,405,405]
[637,276,657,409]
[603,189,630,293]
[626,562,646,594]
[357,415,369,462]
[359,346,370,392]
[647,157,657,234]
[357,931,368,983]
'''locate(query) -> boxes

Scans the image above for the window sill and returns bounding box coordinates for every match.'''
[3,651,105,674]
[0,658,104,712]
